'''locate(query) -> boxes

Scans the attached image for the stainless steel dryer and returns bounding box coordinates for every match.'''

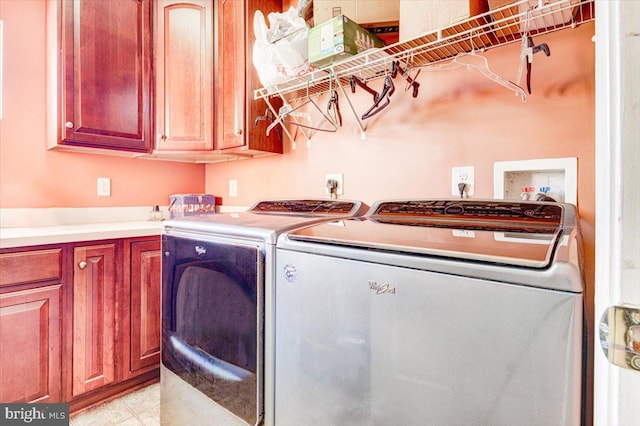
[160,199,367,426]
[274,199,585,426]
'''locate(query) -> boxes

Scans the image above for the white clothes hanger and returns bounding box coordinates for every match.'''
[428,51,527,102]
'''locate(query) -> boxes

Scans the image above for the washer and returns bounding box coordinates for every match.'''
[274,199,585,426]
[161,199,367,426]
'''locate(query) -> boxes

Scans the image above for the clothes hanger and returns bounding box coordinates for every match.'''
[276,82,339,134]
[430,50,526,102]
[254,108,282,141]
[327,90,342,127]
[391,61,420,98]
[325,73,342,128]
[350,75,380,103]
[516,9,551,94]
[361,76,395,120]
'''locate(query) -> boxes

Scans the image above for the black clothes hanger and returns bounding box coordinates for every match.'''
[361,76,395,120]
[391,61,420,98]
[326,90,342,127]
[350,75,380,103]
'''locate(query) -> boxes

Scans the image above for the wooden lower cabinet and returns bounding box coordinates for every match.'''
[0,285,63,403]
[0,237,161,409]
[71,243,117,397]
[123,239,161,379]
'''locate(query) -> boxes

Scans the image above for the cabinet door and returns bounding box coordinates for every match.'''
[216,0,246,150]
[156,0,214,152]
[216,0,283,155]
[0,286,62,403]
[72,244,117,397]
[127,240,161,377]
[60,0,152,152]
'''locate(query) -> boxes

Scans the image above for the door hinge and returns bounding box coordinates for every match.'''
[599,305,640,371]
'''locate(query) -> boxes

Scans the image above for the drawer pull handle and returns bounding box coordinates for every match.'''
[78,261,87,269]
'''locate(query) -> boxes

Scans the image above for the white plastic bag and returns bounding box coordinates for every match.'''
[253,7,312,88]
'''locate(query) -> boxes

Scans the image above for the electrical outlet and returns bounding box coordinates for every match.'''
[451,166,474,196]
[325,173,344,196]
[97,178,111,197]
[229,179,238,197]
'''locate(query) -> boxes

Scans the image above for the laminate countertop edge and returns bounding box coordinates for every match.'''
[0,221,164,249]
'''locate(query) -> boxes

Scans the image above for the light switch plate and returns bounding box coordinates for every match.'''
[229,179,238,197]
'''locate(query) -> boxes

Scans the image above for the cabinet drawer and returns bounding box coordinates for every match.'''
[0,249,63,287]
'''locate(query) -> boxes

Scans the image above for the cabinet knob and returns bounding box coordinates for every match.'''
[78,261,87,269]
[234,128,243,136]
[159,134,168,141]
[65,121,74,129]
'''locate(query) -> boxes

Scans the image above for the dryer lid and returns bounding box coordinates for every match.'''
[287,200,573,269]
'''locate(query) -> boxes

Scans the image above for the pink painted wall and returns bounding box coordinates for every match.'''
[0,0,205,209]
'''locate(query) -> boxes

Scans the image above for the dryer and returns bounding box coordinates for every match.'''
[161,199,367,426]
[274,199,585,426]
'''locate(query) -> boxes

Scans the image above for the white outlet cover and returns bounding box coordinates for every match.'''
[325,173,344,195]
[451,166,474,196]
[229,179,238,197]
[97,178,111,197]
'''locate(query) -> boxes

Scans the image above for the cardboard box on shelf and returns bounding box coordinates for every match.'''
[399,0,489,41]
[488,0,580,40]
[308,15,385,68]
[310,0,400,28]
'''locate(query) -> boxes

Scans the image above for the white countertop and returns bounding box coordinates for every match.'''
[0,221,163,249]
[0,205,248,249]
[0,207,165,249]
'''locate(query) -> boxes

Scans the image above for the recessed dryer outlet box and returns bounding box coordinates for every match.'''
[494,157,577,204]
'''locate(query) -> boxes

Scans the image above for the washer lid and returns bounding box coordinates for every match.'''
[163,199,368,243]
[249,199,366,216]
[287,200,571,269]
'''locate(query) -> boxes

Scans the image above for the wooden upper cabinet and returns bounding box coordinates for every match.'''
[216,0,246,151]
[215,0,283,155]
[47,0,153,153]
[155,0,214,152]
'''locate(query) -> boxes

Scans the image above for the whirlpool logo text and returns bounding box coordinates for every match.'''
[368,280,396,295]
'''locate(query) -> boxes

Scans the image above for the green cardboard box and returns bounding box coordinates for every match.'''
[308,15,385,68]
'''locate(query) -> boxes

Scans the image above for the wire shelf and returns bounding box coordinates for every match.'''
[254,0,594,103]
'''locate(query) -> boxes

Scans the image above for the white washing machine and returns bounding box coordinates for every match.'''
[160,199,367,426]
[274,199,585,426]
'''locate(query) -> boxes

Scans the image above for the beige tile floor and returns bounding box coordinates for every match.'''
[71,383,160,426]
